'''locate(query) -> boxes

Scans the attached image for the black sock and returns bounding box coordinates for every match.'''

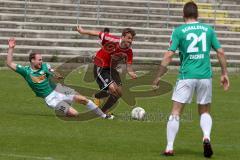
[94,90,109,99]
[101,95,119,113]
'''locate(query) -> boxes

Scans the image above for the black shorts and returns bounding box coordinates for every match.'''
[93,65,122,91]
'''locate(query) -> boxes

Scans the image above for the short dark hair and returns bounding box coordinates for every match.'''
[29,52,40,62]
[121,28,136,37]
[183,1,198,19]
[103,27,110,33]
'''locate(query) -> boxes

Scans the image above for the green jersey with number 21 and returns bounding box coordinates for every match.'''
[169,22,221,79]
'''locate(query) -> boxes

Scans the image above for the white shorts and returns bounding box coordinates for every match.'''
[172,79,212,104]
[44,90,75,109]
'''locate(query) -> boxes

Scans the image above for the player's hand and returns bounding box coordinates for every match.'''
[55,74,64,80]
[152,77,160,90]
[8,38,16,48]
[54,72,64,79]
[76,25,84,33]
[220,74,230,91]
[51,69,64,80]
[128,72,137,79]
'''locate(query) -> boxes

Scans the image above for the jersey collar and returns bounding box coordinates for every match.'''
[185,21,199,24]
[30,65,42,72]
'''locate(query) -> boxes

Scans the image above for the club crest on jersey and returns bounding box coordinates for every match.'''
[39,71,44,75]
[103,42,117,53]
[30,74,46,83]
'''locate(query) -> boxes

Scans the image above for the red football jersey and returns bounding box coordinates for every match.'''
[94,32,133,68]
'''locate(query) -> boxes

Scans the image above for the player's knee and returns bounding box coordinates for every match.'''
[116,89,122,98]
[67,107,79,117]
[55,101,71,117]
[198,104,211,115]
[74,95,88,105]
[111,90,119,98]
[109,84,122,97]
[108,85,118,96]
[168,114,180,121]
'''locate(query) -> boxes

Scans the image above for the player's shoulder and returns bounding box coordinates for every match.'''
[198,22,214,30]
[175,23,187,31]
[176,22,214,33]
[40,63,51,71]
[171,25,184,36]
[103,33,120,43]
[17,64,30,70]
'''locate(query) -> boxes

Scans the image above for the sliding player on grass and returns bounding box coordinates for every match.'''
[7,38,113,119]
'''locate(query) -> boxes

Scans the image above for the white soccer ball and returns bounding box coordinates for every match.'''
[131,107,145,120]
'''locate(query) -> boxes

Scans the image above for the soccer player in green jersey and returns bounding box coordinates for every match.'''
[7,38,113,119]
[153,2,230,158]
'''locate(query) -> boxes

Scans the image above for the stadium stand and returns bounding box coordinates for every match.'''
[0,0,239,66]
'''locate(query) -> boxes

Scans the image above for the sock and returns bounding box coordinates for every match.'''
[86,100,106,118]
[200,113,212,141]
[166,115,180,151]
[101,94,119,113]
[95,90,109,99]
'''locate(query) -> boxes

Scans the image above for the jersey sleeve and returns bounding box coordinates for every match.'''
[168,29,180,52]
[46,63,53,71]
[99,32,104,40]
[15,64,27,77]
[211,30,221,51]
[99,32,120,45]
[44,63,54,76]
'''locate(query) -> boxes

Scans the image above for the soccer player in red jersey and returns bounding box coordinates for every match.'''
[77,26,137,114]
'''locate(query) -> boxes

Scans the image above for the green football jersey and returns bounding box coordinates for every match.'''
[15,63,56,98]
[168,22,221,79]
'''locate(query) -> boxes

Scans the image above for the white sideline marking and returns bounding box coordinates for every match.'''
[0,153,54,160]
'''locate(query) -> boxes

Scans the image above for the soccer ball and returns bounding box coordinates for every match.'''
[131,107,145,120]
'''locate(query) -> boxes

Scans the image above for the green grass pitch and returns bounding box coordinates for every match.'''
[0,69,239,160]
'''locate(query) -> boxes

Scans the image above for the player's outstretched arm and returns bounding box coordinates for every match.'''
[216,48,230,91]
[51,69,64,80]
[127,64,137,79]
[6,38,17,71]
[152,50,174,89]
[76,25,99,36]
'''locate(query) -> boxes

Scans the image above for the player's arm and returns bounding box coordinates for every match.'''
[216,48,230,91]
[46,64,64,80]
[126,51,137,79]
[51,70,64,80]
[152,50,175,89]
[212,29,230,91]
[127,64,137,79]
[76,25,99,36]
[153,28,179,89]
[6,38,17,71]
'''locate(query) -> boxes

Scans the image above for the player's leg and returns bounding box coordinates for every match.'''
[93,65,111,106]
[199,104,212,142]
[72,94,111,119]
[196,79,213,158]
[94,90,109,99]
[101,82,122,113]
[163,79,195,156]
[67,107,79,116]
[164,101,185,156]
[93,90,109,106]
[53,85,112,119]
[55,101,78,117]
[55,99,107,118]
[101,68,122,113]
[45,91,78,117]
[199,104,213,158]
